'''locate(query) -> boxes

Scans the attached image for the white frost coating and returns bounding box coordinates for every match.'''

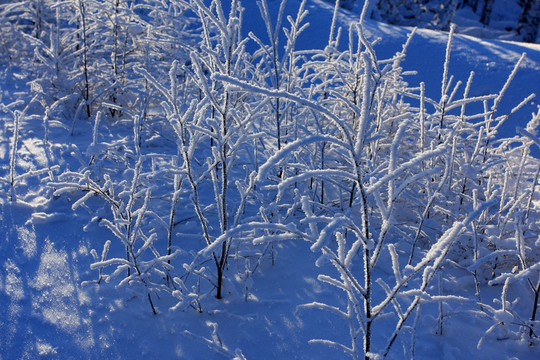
[134,233,158,259]
[387,244,402,284]
[366,146,446,196]
[493,309,514,324]
[428,295,474,304]
[310,215,349,253]
[441,24,455,103]
[11,166,60,186]
[90,257,131,270]
[315,253,334,267]
[298,301,349,319]
[394,289,430,300]
[84,143,107,158]
[300,194,320,239]
[212,73,354,145]
[467,249,516,272]
[201,222,303,257]
[33,241,80,331]
[277,169,356,195]
[345,237,365,267]
[414,199,497,273]
[256,134,351,182]
[318,274,347,290]
[489,262,540,285]
[71,190,94,210]
[101,240,111,263]
[308,339,353,355]
[490,52,527,119]
[517,126,540,149]
[353,53,372,157]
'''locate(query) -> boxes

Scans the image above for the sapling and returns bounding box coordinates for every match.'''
[184,321,247,359]
[252,0,288,151]
[75,0,91,117]
[166,152,184,284]
[83,239,111,285]
[482,52,528,162]
[0,96,53,201]
[171,0,269,299]
[135,60,218,297]
[52,110,181,314]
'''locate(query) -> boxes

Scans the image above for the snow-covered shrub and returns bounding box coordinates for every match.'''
[184,321,247,359]
[0,0,53,40]
[52,112,179,314]
[6,1,537,357]
[249,0,309,151]
[0,96,60,202]
[2,0,195,125]
[135,0,269,301]
[469,108,540,347]
[0,2,36,63]
[211,5,540,358]
[81,0,194,118]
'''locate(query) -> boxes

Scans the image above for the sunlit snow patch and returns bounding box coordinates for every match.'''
[4,258,24,301]
[16,225,37,258]
[36,339,58,356]
[31,239,81,332]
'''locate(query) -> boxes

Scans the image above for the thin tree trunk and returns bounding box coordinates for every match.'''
[516,0,540,42]
[480,0,495,26]
[78,0,91,117]
[530,279,540,339]
[461,0,480,13]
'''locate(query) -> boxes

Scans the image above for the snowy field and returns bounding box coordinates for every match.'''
[1,1,540,359]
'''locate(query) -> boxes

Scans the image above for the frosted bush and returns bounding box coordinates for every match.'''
[1,0,538,358]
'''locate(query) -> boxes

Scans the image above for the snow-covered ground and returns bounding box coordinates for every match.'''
[1,1,539,359]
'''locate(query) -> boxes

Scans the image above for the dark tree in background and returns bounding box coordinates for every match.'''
[459,0,480,12]
[480,0,495,25]
[326,0,357,11]
[516,0,540,42]
[374,0,459,30]
[340,0,356,10]
[371,0,538,43]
